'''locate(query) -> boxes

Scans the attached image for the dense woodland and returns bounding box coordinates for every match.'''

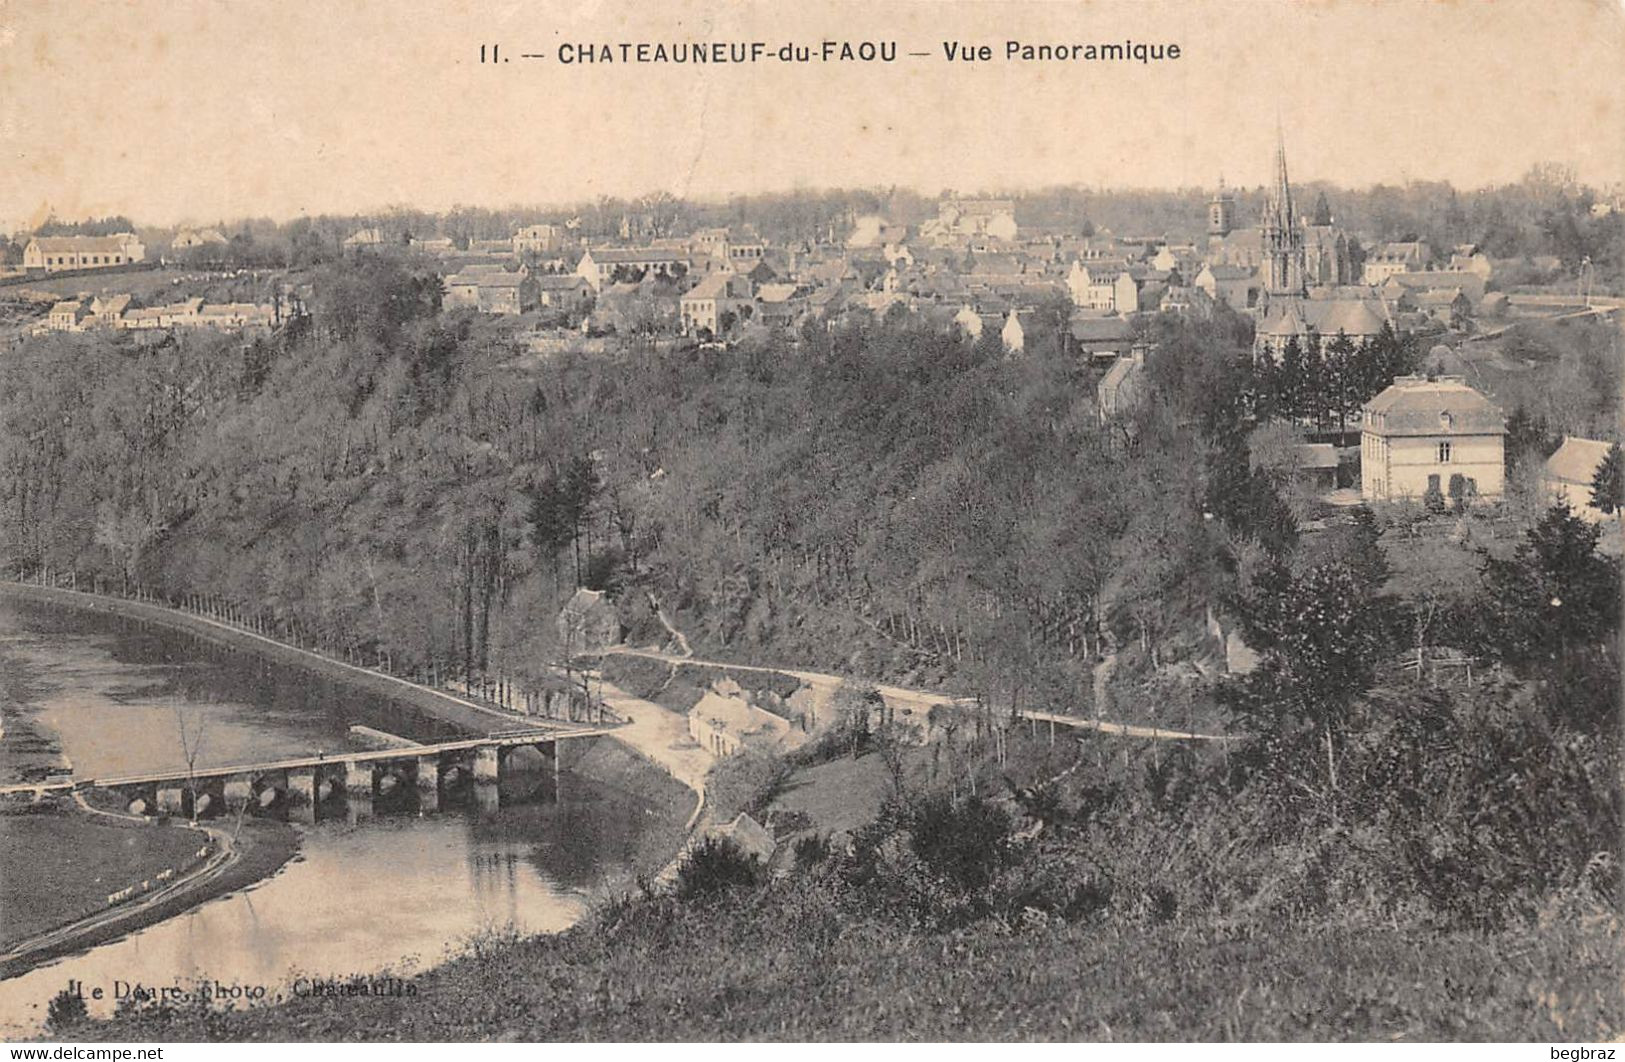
[0,256,1616,702]
[8,250,1619,1039]
[0,255,1228,700]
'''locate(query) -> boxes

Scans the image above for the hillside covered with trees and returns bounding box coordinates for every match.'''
[6,256,1619,1040]
[0,255,1256,705]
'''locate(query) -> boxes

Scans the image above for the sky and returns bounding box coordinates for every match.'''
[1,0,1622,229]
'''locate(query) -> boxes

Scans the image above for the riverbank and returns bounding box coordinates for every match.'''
[0,586,702,993]
[0,802,210,948]
[0,805,300,983]
[563,737,696,886]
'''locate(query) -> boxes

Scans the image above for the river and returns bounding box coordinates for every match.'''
[0,597,673,1034]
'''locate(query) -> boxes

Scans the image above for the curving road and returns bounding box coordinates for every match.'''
[600,645,1235,742]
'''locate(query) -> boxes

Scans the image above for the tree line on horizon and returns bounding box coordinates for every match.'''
[4,162,1617,287]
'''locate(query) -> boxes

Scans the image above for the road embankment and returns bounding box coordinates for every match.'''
[0,582,549,737]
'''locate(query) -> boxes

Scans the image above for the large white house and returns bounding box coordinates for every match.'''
[24,233,146,273]
[1360,376,1505,503]
[575,246,688,291]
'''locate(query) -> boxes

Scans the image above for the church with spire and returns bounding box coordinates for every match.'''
[1260,128,1307,300]
[1245,129,1387,358]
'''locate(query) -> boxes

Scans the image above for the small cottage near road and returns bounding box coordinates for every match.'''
[556,588,622,656]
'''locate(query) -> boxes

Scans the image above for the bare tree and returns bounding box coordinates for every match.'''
[173,703,209,823]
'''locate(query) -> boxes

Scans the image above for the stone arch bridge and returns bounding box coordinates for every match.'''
[4,724,617,823]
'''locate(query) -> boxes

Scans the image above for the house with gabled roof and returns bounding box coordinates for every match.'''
[1380,269,1487,307]
[1361,376,1504,503]
[444,269,539,315]
[89,294,131,324]
[1362,241,1434,285]
[679,271,752,335]
[688,685,791,758]
[45,300,88,331]
[754,282,805,329]
[1544,437,1617,522]
[1068,260,1132,311]
[1001,310,1032,353]
[532,273,591,310]
[196,302,276,331]
[1194,263,1261,309]
[706,812,777,864]
[172,228,228,251]
[513,224,564,256]
[556,588,623,656]
[1069,314,1134,361]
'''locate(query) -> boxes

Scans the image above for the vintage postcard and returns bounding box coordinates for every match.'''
[0,0,1620,1047]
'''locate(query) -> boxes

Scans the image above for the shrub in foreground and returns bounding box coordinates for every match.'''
[676,836,764,902]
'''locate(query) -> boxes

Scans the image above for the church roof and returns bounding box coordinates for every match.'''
[1261,298,1388,339]
[1218,230,1262,251]
[1303,298,1388,336]
[1259,300,1310,337]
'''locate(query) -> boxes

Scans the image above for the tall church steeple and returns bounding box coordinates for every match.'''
[1261,124,1306,299]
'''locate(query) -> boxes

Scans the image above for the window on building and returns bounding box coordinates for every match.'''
[1438,441,1452,463]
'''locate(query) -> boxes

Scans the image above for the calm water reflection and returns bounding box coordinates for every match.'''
[0,599,661,1033]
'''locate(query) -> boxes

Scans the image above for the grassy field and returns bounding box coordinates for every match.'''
[1,813,302,981]
[0,807,208,947]
[768,752,894,837]
[78,880,1619,1041]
